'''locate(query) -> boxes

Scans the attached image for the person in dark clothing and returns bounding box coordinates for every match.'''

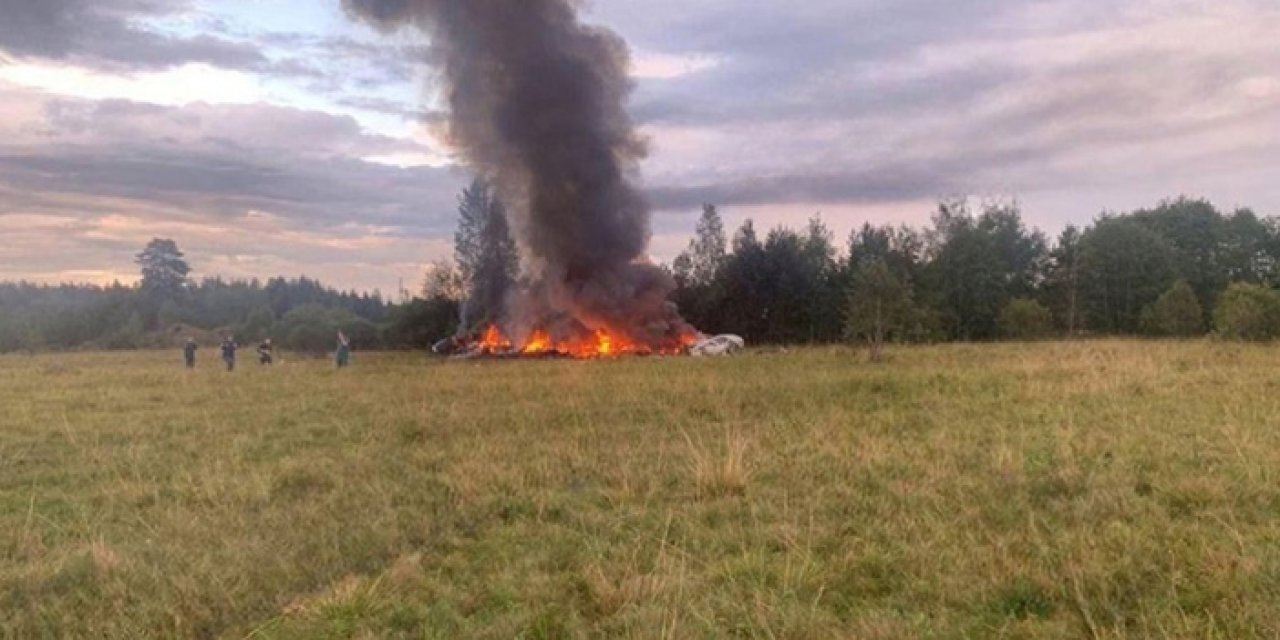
[183,338,198,369]
[335,331,351,368]
[221,336,237,372]
[257,338,274,365]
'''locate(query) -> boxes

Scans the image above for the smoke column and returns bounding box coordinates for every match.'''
[344,0,695,346]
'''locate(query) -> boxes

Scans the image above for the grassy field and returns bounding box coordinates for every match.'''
[3,341,1280,639]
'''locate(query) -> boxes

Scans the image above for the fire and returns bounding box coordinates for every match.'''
[468,324,692,359]
[477,325,511,351]
[521,329,552,354]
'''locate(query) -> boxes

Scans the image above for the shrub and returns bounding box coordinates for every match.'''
[843,260,914,362]
[100,312,150,350]
[1214,282,1280,341]
[232,306,277,343]
[383,297,460,350]
[274,304,361,355]
[998,298,1053,340]
[1139,280,1204,337]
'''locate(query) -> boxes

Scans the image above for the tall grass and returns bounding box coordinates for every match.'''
[683,430,752,498]
[2,341,1280,638]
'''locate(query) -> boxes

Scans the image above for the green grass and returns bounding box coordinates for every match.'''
[3,341,1280,638]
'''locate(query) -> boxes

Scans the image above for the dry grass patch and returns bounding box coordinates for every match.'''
[684,430,753,498]
[4,341,1280,638]
[88,540,122,574]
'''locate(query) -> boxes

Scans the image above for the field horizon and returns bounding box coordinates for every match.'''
[4,340,1279,638]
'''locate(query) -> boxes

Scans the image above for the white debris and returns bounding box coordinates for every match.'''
[689,334,745,357]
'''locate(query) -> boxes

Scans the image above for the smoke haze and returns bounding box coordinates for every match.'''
[343,0,695,346]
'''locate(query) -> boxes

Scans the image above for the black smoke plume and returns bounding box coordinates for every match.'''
[343,0,697,348]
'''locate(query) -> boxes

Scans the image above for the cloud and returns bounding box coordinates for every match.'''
[2,0,1279,288]
[606,0,1280,227]
[0,0,270,72]
[335,95,440,122]
[251,32,435,92]
[0,207,451,292]
[0,83,466,290]
[0,0,411,89]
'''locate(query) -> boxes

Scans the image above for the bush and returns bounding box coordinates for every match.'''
[340,319,382,350]
[274,304,360,355]
[998,298,1053,340]
[100,312,149,350]
[1214,283,1280,341]
[383,297,460,350]
[232,306,276,343]
[1139,280,1204,337]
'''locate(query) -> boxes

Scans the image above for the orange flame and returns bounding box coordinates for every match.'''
[522,329,552,354]
[472,324,692,358]
[477,325,511,352]
[465,322,701,358]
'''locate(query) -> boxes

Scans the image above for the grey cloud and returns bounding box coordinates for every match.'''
[646,145,1045,212]
[645,45,1280,213]
[611,0,1265,132]
[335,95,443,123]
[631,60,1020,127]
[0,0,270,72]
[278,34,436,65]
[594,0,1280,225]
[259,57,328,80]
[2,0,1278,287]
[649,170,953,212]
[253,31,435,87]
[0,147,458,232]
[613,1,1121,128]
[37,98,425,160]
[0,0,388,86]
[0,88,464,236]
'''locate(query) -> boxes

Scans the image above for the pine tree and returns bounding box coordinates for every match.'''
[135,238,191,299]
[688,204,727,287]
[673,205,730,329]
[453,178,519,328]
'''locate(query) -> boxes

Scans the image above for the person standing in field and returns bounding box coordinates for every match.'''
[183,338,198,369]
[335,331,351,368]
[221,336,238,372]
[257,338,274,365]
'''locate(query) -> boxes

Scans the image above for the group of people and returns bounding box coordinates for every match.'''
[183,332,352,370]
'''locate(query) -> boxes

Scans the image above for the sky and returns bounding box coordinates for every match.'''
[0,0,1277,294]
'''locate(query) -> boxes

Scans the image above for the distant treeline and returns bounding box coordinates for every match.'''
[0,271,458,354]
[671,197,1280,345]
[4,194,1279,354]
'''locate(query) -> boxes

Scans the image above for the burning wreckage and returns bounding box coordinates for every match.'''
[434,326,744,360]
[344,0,744,360]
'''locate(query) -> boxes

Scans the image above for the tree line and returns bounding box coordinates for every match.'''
[669,197,1280,352]
[3,188,1279,355]
[0,182,512,355]
[0,239,404,354]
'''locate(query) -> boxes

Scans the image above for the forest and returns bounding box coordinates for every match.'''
[671,196,1280,348]
[2,187,1279,354]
